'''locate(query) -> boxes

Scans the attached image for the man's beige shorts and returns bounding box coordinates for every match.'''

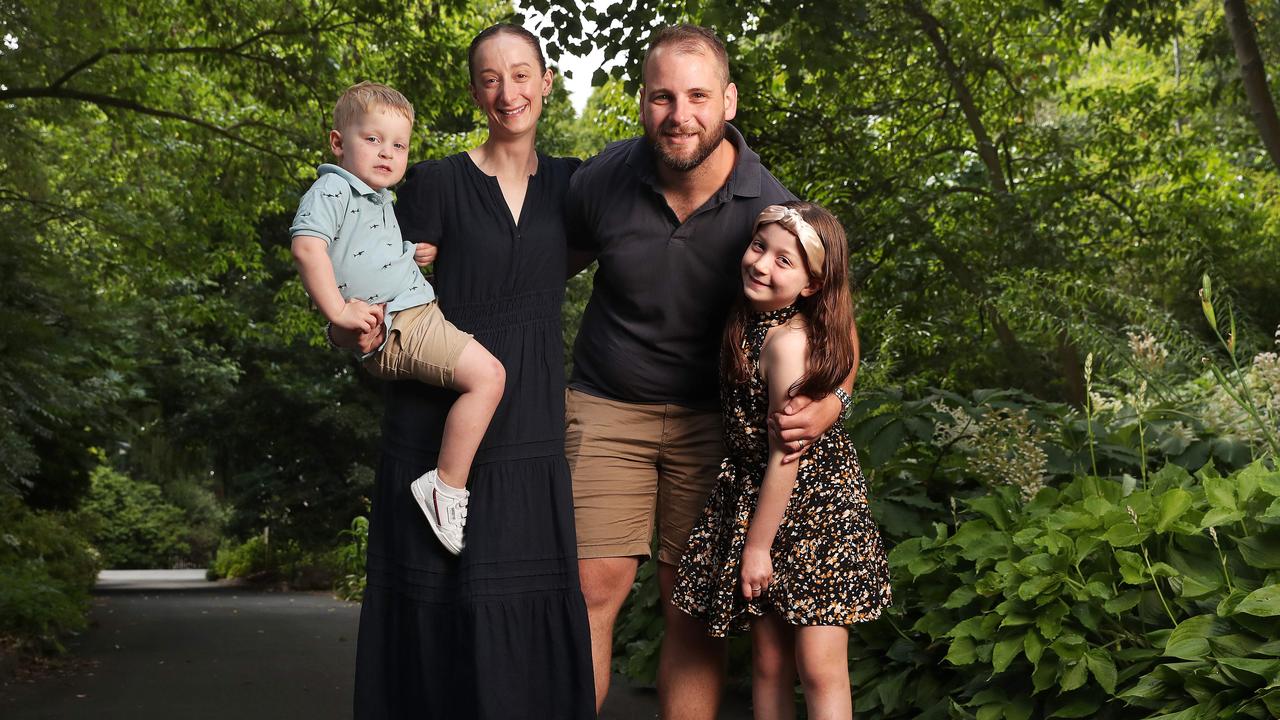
[565,387,726,565]
[362,301,472,388]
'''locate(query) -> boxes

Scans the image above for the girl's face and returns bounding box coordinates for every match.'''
[741,222,819,312]
[469,33,553,139]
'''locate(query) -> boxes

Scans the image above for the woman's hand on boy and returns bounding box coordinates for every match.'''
[768,393,842,463]
[740,546,773,600]
[413,242,437,267]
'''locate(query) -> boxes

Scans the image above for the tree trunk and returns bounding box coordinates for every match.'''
[905,1,1048,391]
[1224,0,1280,174]
[1057,330,1086,408]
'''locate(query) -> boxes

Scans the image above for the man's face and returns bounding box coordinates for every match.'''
[640,46,738,172]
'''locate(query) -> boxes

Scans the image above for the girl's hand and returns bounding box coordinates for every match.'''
[740,546,773,600]
[413,242,437,267]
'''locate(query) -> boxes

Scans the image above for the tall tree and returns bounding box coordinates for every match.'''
[1223,0,1280,173]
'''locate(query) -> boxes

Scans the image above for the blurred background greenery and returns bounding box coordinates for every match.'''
[2,0,1278,716]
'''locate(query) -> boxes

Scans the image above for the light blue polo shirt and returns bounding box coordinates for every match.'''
[289,164,435,331]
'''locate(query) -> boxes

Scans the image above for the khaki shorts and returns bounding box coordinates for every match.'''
[566,387,725,565]
[362,301,472,388]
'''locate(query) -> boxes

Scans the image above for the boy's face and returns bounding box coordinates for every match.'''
[329,106,412,191]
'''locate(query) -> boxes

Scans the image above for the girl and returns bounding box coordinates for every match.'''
[672,201,892,720]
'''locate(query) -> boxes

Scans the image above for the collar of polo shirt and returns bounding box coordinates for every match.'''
[318,163,393,205]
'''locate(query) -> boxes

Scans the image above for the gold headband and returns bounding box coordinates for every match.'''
[753,205,825,278]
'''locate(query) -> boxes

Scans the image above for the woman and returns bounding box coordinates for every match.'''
[349,24,594,719]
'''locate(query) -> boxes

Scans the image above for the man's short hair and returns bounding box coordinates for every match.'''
[642,24,730,87]
[333,81,415,132]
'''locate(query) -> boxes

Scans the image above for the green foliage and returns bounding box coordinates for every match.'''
[872,460,1280,719]
[538,0,1280,400]
[210,535,272,581]
[0,496,101,652]
[334,515,369,602]
[79,466,190,568]
[209,531,347,591]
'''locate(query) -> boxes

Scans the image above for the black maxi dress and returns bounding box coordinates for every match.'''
[353,153,595,720]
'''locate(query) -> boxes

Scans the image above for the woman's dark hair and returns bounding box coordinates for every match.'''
[722,200,858,400]
[467,23,547,82]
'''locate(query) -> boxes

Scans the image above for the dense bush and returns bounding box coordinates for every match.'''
[209,532,346,591]
[0,497,101,652]
[79,467,190,568]
[866,460,1280,719]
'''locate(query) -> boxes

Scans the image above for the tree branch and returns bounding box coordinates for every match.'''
[47,18,361,89]
[905,0,1011,195]
[0,87,300,161]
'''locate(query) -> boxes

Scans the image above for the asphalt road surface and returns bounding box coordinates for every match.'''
[0,570,751,719]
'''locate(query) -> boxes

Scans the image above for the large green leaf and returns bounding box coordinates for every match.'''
[1232,532,1280,570]
[1155,487,1194,532]
[1103,520,1149,547]
[1203,475,1238,512]
[1085,648,1118,694]
[1164,614,1232,660]
[1234,585,1280,617]
[1215,657,1280,686]
[992,633,1024,673]
[946,636,978,666]
[1059,658,1089,691]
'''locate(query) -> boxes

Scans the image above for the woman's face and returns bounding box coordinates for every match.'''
[469,33,553,139]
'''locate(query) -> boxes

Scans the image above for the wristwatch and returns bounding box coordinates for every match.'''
[833,387,853,419]
[325,322,343,349]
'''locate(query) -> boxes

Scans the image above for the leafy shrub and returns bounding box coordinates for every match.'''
[0,496,101,652]
[334,515,369,601]
[161,478,229,564]
[209,535,271,580]
[79,466,190,568]
[864,460,1280,719]
[209,532,345,591]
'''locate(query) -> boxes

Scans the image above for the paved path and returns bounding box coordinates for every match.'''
[0,570,751,719]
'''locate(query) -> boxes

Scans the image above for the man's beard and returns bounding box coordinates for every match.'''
[648,121,726,172]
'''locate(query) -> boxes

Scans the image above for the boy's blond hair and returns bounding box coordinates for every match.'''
[333,81,415,131]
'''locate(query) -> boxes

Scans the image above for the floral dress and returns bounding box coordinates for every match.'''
[672,304,892,637]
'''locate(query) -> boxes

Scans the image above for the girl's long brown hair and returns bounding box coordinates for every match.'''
[722,200,858,399]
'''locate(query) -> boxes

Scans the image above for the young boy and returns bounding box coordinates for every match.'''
[289,81,504,555]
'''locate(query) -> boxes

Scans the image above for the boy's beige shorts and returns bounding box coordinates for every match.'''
[362,301,471,388]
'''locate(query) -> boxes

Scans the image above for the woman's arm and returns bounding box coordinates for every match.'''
[740,325,810,600]
[567,249,596,279]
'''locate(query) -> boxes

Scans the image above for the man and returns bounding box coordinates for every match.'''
[565,25,851,718]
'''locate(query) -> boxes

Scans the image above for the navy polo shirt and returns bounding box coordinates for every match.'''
[567,124,795,409]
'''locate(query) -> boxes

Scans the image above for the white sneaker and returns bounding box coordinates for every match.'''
[410,469,468,555]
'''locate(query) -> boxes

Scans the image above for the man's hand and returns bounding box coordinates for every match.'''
[768,393,843,463]
[413,242,437,267]
[330,301,386,353]
[333,299,381,333]
[740,546,773,600]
